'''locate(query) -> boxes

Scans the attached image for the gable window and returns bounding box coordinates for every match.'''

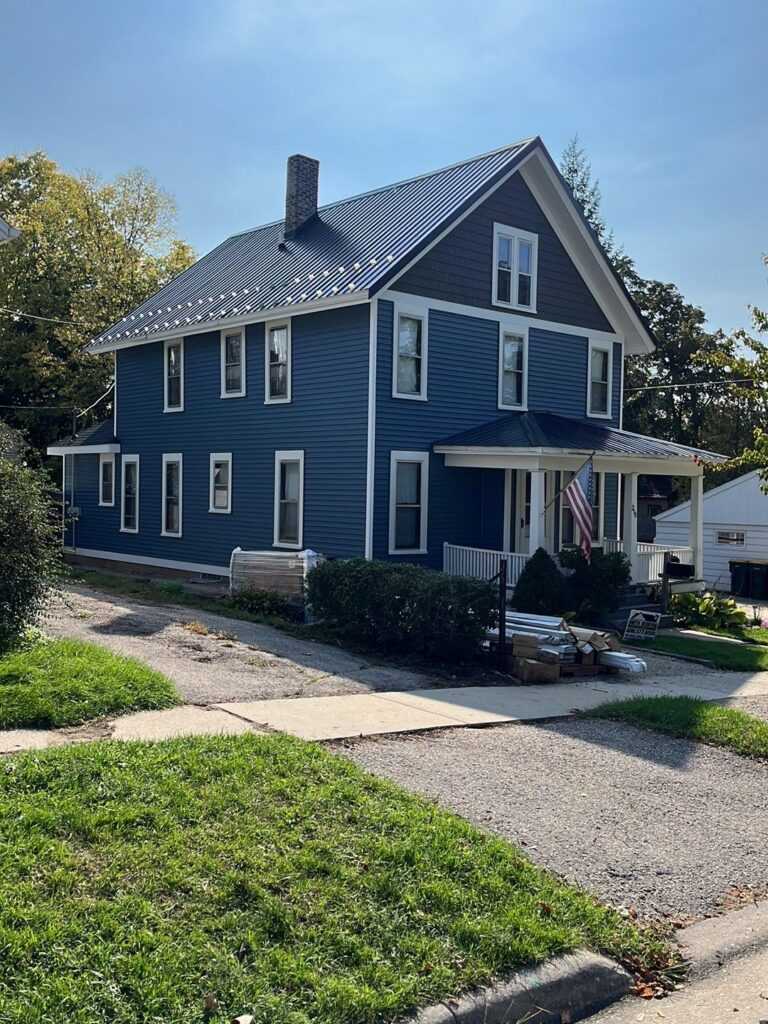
[164,339,184,412]
[498,330,527,409]
[98,454,115,507]
[265,320,291,403]
[221,329,245,398]
[120,455,139,533]
[389,451,429,554]
[274,450,304,548]
[161,454,183,537]
[393,310,427,400]
[717,530,745,545]
[492,223,538,312]
[209,453,232,514]
[587,341,612,418]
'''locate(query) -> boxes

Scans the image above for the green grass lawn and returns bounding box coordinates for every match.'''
[631,633,768,670]
[0,638,178,729]
[689,625,768,646]
[0,734,677,1023]
[590,695,768,760]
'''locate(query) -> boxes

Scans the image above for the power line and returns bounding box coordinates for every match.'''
[626,378,757,393]
[0,305,93,328]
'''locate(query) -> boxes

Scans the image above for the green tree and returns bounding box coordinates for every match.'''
[0,153,195,454]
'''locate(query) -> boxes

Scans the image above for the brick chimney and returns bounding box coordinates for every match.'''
[283,154,319,238]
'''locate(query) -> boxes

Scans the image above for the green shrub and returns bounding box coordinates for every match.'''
[511,547,568,615]
[305,558,497,661]
[232,587,304,622]
[558,548,631,623]
[0,455,62,653]
[670,591,748,631]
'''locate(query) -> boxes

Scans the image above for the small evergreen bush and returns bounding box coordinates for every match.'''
[558,547,631,622]
[305,558,497,661]
[511,548,567,615]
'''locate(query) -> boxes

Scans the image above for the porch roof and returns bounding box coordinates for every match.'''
[47,419,120,456]
[434,412,726,465]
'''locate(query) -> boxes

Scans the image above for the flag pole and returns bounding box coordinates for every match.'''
[540,451,596,514]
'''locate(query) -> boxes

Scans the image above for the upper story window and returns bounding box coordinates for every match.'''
[209,453,232,514]
[221,328,246,398]
[161,454,183,538]
[492,223,538,312]
[498,330,527,410]
[274,450,304,548]
[587,341,612,418]
[120,455,139,533]
[393,310,427,400]
[98,453,115,507]
[389,451,429,555]
[164,339,184,412]
[266,320,291,403]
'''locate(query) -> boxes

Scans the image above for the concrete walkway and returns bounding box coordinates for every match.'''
[4,668,768,754]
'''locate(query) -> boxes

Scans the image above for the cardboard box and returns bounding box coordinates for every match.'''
[513,657,560,684]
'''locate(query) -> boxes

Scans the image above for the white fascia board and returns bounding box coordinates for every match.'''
[48,443,121,456]
[435,446,705,476]
[89,291,369,354]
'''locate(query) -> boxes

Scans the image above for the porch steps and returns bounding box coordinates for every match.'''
[602,585,673,633]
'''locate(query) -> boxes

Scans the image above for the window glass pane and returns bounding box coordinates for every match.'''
[398,316,421,358]
[281,461,300,502]
[167,344,180,375]
[498,236,512,269]
[517,273,531,307]
[502,335,524,406]
[270,363,287,398]
[165,499,179,534]
[101,461,113,502]
[518,240,532,274]
[591,349,609,383]
[396,462,420,505]
[225,364,241,390]
[395,508,420,550]
[496,268,511,303]
[279,501,299,543]
[590,380,609,414]
[269,327,287,363]
[124,463,137,529]
[397,356,420,395]
[165,462,179,499]
[226,335,241,364]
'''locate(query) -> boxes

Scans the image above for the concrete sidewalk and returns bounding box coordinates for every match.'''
[4,669,768,753]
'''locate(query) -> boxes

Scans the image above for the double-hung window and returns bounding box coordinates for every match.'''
[209,453,232,514]
[161,454,183,537]
[393,310,427,400]
[98,453,115,506]
[164,339,184,412]
[588,341,612,418]
[492,224,538,312]
[120,455,139,533]
[389,451,429,554]
[498,330,527,409]
[274,450,304,548]
[221,328,246,398]
[266,321,291,403]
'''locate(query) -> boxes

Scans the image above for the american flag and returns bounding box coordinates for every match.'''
[565,458,594,561]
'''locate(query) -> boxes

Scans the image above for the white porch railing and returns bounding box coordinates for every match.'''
[636,542,693,583]
[443,543,530,588]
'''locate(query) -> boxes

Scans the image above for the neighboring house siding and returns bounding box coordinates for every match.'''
[73,304,369,567]
[395,171,613,333]
[654,520,768,591]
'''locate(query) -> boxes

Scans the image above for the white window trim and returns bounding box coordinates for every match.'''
[716,530,745,546]
[587,339,613,419]
[120,455,140,534]
[209,452,232,514]
[388,450,429,555]
[273,449,304,549]
[163,338,184,413]
[392,306,428,401]
[161,453,183,538]
[220,327,246,399]
[491,222,539,313]
[265,319,292,404]
[98,453,115,507]
[497,326,529,411]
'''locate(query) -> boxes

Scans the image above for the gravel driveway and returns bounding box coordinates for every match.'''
[334,719,768,921]
[47,585,440,704]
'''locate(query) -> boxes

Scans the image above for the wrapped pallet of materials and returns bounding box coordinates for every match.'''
[229,547,322,598]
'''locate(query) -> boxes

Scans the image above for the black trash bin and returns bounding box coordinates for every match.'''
[730,560,768,599]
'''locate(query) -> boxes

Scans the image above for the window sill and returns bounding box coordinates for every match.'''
[98,501,115,508]
[498,403,528,413]
[208,507,232,515]
[163,407,184,414]
[273,540,302,550]
[587,410,612,420]
[388,547,428,556]
[220,391,246,400]
[161,531,183,539]
[119,527,139,534]
[265,397,292,405]
[392,391,428,402]
[491,300,538,315]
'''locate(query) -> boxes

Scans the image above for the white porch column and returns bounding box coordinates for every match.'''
[690,471,704,579]
[529,469,546,553]
[622,472,639,581]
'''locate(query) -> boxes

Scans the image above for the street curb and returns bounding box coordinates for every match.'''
[404,950,632,1024]
[679,902,768,979]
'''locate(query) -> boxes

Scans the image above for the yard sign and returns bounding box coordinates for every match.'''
[623,609,662,642]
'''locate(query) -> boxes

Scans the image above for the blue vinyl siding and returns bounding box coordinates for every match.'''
[528,333,622,429]
[395,171,613,334]
[72,304,370,567]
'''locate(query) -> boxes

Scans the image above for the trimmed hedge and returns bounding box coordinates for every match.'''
[511,547,567,615]
[305,559,497,661]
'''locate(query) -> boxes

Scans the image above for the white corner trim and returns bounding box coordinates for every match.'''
[98,453,115,507]
[113,351,118,436]
[161,453,183,538]
[120,454,140,534]
[388,450,430,555]
[264,318,292,404]
[63,547,230,577]
[491,222,539,313]
[163,338,184,413]
[497,325,529,411]
[364,299,378,559]
[586,338,613,420]
[391,303,428,401]
[47,443,121,456]
[220,326,246,399]
[209,452,233,514]
[273,449,304,549]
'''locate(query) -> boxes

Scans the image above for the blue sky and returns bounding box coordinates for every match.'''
[2,0,766,333]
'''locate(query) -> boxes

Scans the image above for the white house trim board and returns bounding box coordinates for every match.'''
[220,327,246,399]
[497,326,529,411]
[435,448,707,478]
[273,450,304,549]
[209,452,233,514]
[161,453,183,538]
[364,299,378,559]
[391,303,428,401]
[47,443,121,456]
[388,450,430,555]
[63,547,230,578]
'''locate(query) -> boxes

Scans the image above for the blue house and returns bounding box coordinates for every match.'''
[49,138,723,589]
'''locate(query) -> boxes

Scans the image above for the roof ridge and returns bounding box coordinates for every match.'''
[227,137,537,240]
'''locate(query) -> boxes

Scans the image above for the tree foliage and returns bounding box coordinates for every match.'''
[0,153,195,453]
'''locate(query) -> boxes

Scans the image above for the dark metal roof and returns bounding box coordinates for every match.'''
[48,419,116,449]
[89,138,536,351]
[435,412,727,463]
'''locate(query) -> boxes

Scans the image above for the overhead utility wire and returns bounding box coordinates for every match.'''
[626,378,757,393]
[0,305,94,328]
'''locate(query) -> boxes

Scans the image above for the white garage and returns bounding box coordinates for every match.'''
[654,470,768,591]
